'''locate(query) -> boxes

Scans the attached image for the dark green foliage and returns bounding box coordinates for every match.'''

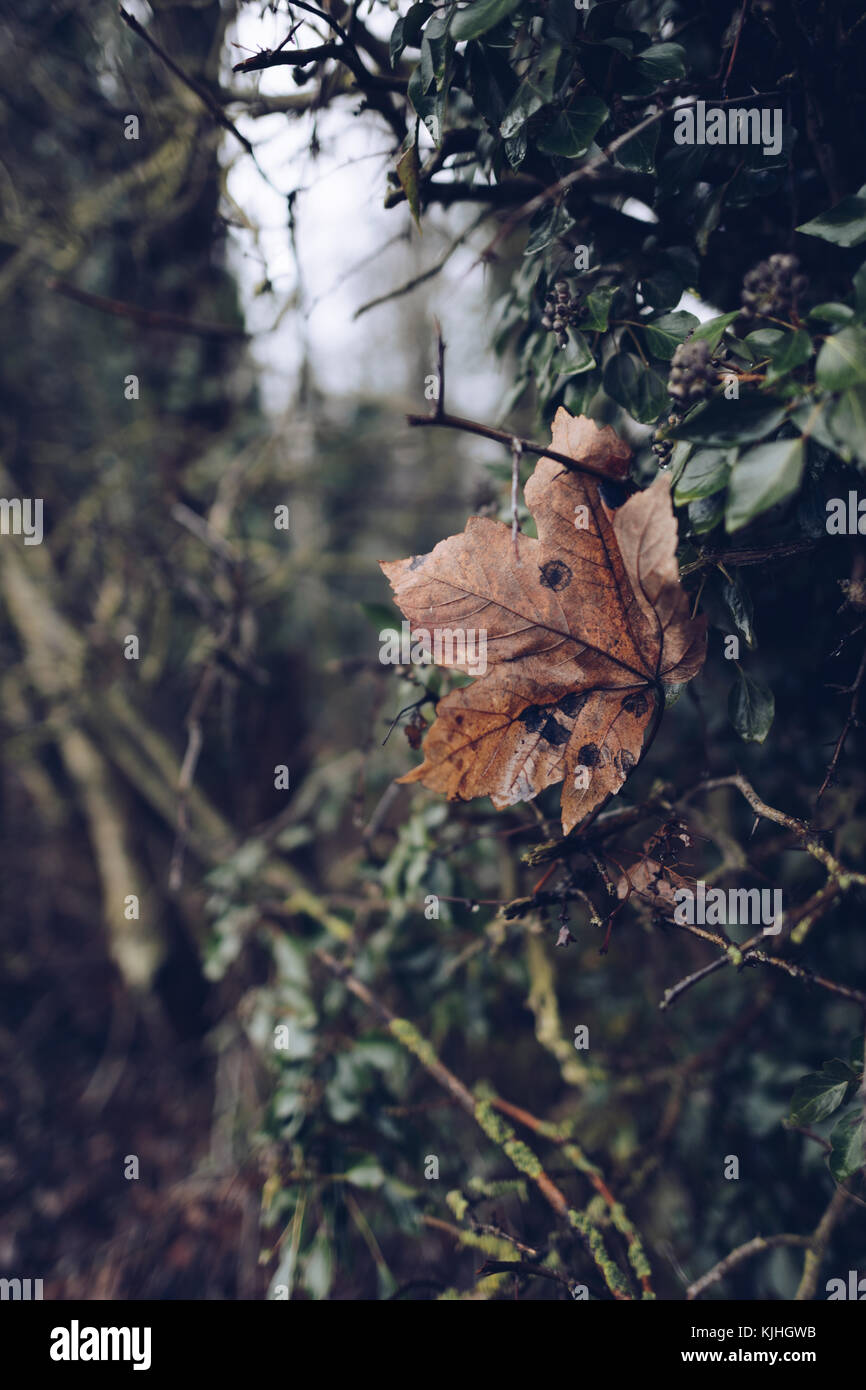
[6,0,866,1305]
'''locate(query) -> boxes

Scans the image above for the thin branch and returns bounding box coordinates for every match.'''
[679,539,816,577]
[659,957,729,1012]
[233,42,338,72]
[227,1,406,139]
[406,348,631,486]
[795,1186,849,1300]
[118,6,255,156]
[476,1259,574,1293]
[816,641,866,805]
[687,1233,808,1300]
[490,1097,654,1298]
[404,415,617,478]
[46,279,249,340]
[746,951,866,1006]
[385,176,543,210]
[684,773,866,885]
[721,1,750,97]
[433,317,445,422]
[353,217,484,319]
[479,92,782,264]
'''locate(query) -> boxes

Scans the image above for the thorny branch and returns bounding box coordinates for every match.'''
[504,772,866,1010]
[406,330,627,484]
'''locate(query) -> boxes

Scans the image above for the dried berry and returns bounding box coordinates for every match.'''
[541,279,583,349]
[652,409,682,467]
[738,252,808,325]
[667,338,718,407]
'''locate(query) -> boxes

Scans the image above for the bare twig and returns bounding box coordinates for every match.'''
[233,42,338,73]
[816,642,866,805]
[434,318,445,422]
[46,279,249,340]
[746,951,866,1006]
[687,1233,808,1300]
[118,6,255,156]
[353,216,483,319]
[794,1186,849,1300]
[721,1,750,97]
[679,539,817,577]
[659,957,729,1012]
[510,437,522,557]
[406,409,626,483]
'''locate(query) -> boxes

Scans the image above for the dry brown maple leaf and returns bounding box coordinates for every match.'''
[380,409,706,833]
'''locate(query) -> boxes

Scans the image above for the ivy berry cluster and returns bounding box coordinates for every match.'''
[738,253,808,325]
[541,279,583,349]
[652,338,720,464]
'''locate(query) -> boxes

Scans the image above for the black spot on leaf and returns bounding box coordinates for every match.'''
[621,692,649,717]
[518,704,547,733]
[578,742,600,767]
[618,749,636,775]
[539,559,573,592]
[540,716,570,747]
[558,691,590,719]
[519,703,571,747]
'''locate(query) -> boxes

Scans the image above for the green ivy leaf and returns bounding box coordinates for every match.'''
[762,329,813,382]
[634,42,686,82]
[467,40,518,127]
[672,397,788,447]
[829,387,866,464]
[725,437,806,531]
[789,1070,851,1126]
[807,302,856,327]
[451,0,522,42]
[729,670,775,743]
[722,573,756,649]
[797,190,866,248]
[389,16,406,67]
[580,286,616,332]
[615,121,660,174]
[690,312,740,352]
[815,325,866,391]
[696,186,726,256]
[391,3,434,64]
[557,328,594,376]
[603,353,668,423]
[642,310,700,360]
[504,127,528,168]
[407,64,441,142]
[523,201,575,255]
[688,494,724,534]
[536,96,609,157]
[563,368,601,416]
[828,1107,866,1183]
[639,268,682,313]
[658,145,707,199]
[499,41,561,138]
